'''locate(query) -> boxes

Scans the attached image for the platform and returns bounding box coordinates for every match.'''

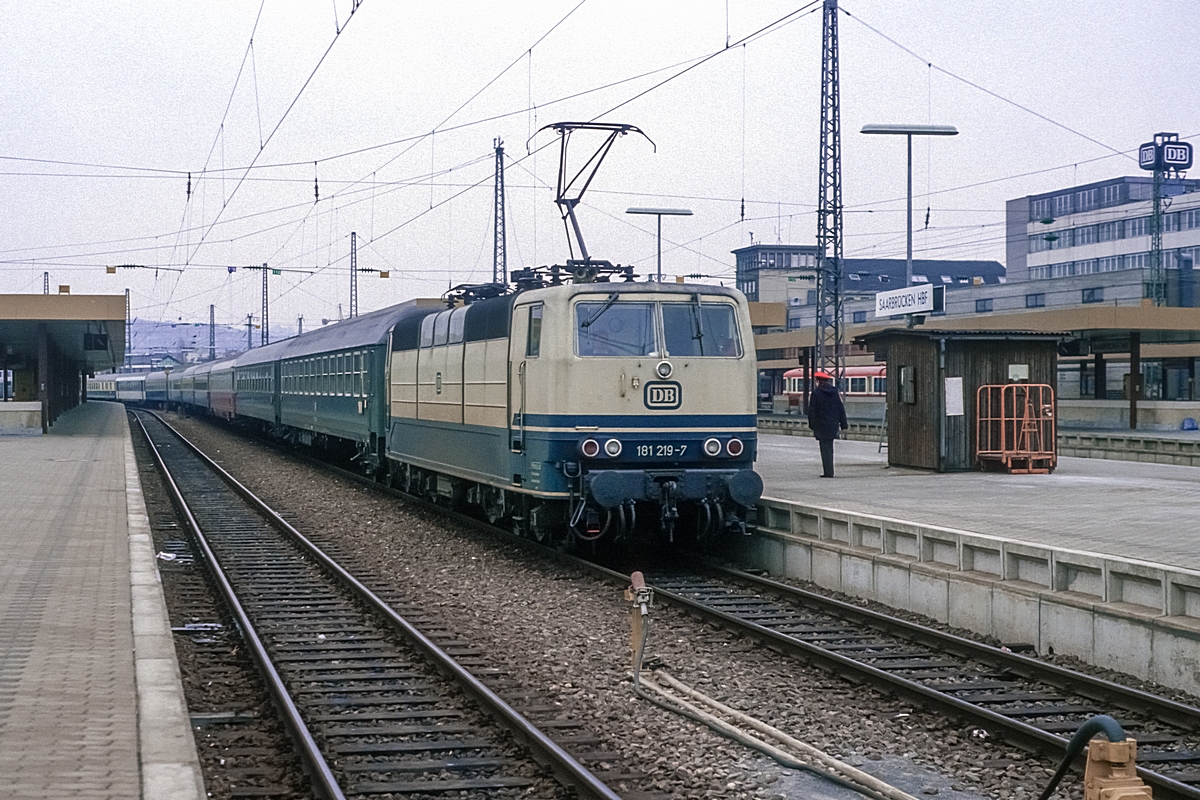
[0,401,203,799]
[756,432,1200,571]
[745,432,1200,694]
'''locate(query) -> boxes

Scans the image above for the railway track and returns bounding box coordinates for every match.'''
[634,564,1200,800]
[158,412,1200,799]
[133,409,625,800]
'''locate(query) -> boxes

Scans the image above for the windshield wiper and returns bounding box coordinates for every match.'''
[691,293,705,354]
[580,293,620,329]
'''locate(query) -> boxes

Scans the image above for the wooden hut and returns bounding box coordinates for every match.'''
[855,329,1066,472]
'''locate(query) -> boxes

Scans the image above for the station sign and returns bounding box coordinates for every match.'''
[1139,137,1193,171]
[875,283,936,316]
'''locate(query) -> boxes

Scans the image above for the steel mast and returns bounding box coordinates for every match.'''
[350,231,359,318]
[814,0,845,380]
[493,138,507,284]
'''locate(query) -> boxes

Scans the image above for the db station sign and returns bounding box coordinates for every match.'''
[874,283,944,317]
[1139,134,1193,171]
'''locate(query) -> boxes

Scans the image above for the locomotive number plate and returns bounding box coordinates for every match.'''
[635,444,688,458]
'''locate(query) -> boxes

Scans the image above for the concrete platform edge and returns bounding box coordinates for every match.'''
[123,417,207,800]
[737,496,1200,697]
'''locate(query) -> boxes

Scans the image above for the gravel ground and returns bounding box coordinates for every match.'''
[165,412,1095,800]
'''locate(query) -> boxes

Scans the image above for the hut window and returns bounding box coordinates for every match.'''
[899,366,915,404]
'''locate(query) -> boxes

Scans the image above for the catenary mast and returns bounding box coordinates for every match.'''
[814,0,845,380]
[493,139,507,284]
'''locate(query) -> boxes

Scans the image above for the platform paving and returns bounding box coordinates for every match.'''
[0,401,204,799]
[756,431,1200,571]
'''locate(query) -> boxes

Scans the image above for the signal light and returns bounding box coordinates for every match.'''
[580,438,601,458]
[604,438,622,457]
[726,438,744,457]
[703,437,722,457]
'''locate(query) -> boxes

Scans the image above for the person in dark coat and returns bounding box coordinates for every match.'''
[807,370,848,478]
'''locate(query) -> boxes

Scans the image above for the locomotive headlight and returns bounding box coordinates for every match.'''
[726,437,745,457]
[604,438,623,457]
[580,438,601,458]
[655,360,673,379]
[703,437,722,457]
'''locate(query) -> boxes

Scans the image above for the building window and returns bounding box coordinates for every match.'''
[1082,287,1104,304]
[975,298,993,313]
[1030,198,1052,221]
[852,311,866,324]
[1075,225,1097,246]
[1126,217,1149,238]
[806,290,816,305]
[1026,293,1045,308]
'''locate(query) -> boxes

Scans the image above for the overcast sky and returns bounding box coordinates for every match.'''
[1,1,1197,334]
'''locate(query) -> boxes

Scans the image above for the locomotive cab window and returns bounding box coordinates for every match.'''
[661,302,741,357]
[526,304,543,357]
[575,300,655,357]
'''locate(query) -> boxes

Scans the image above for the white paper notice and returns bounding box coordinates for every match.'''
[945,376,964,416]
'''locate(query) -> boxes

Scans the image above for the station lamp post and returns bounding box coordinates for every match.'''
[860,124,958,287]
[625,207,693,282]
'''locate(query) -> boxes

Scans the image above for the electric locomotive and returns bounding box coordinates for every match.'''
[386,267,763,545]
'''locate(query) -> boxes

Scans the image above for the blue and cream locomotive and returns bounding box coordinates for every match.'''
[387,273,762,544]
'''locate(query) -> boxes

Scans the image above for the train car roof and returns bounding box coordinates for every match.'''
[233,299,444,367]
[114,373,147,383]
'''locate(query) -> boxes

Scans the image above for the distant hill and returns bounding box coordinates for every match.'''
[127,318,297,362]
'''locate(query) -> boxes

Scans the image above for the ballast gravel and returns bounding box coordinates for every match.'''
[166,413,1093,800]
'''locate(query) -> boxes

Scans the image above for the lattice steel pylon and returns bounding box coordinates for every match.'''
[209,304,215,361]
[493,138,507,284]
[350,231,359,318]
[814,0,844,379]
[261,264,269,345]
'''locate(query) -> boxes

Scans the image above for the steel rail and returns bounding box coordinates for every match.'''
[143,410,623,800]
[646,567,1200,800]
[706,561,1200,730]
[169,414,1200,799]
[132,411,346,800]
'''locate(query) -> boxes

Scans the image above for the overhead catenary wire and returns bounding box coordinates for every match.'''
[841,5,1132,161]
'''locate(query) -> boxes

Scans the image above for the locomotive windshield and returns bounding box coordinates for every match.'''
[575,301,655,356]
[661,302,741,357]
[574,299,741,357]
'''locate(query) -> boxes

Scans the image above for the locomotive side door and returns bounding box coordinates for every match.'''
[507,302,543,472]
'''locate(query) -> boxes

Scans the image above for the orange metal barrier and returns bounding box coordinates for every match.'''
[976,383,1057,473]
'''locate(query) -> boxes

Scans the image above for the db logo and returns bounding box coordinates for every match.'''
[644,381,682,410]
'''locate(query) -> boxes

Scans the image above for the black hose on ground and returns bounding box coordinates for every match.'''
[1036,714,1128,800]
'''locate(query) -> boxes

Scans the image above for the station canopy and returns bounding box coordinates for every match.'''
[0,294,126,373]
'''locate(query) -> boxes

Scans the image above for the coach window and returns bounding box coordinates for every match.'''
[448,307,467,344]
[433,311,451,346]
[526,304,543,357]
